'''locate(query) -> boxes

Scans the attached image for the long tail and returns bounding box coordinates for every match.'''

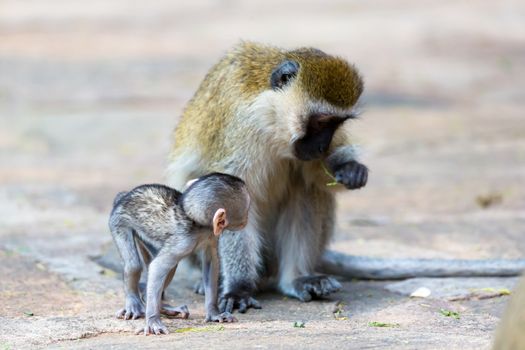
[319,250,525,280]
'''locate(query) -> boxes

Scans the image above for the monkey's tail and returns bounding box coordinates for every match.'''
[319,250,525,280]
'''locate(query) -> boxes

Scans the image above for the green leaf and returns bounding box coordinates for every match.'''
[174,325,225,333]
[293,321,305,328]
[368,321,399,328]
[439,309,460,319]
[321,163,338,187]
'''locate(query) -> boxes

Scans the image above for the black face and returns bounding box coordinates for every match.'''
[293,114,351,161]
[271,60,299,90]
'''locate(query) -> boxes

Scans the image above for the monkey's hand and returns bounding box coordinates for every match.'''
[332,160,368,190]
[205,311,237,323]
[116,296,145,320]
[136,316,169,335]
[291,275,342,302]
[219,292,262,314]
[161,304,190,319]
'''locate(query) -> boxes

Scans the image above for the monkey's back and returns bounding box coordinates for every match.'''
[110,184,189,243]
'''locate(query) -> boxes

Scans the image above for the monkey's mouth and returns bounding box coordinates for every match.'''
[293,114,349,161]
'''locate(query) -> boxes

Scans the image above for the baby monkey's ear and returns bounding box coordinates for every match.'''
[185,178,199,189]
[213,208,228,236]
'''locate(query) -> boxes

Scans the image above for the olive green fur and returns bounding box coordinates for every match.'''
[172,41,363,163]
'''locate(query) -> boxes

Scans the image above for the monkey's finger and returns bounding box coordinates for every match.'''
[358,165,367,188]
[363,168,368,187]
[124,311,132,320]
[248,297,262,309]
[308,282,322,296]
[299,291,312,302]
[116,309,125,319]
[225,298,235,314]
[218,299,226,313]
[319,278,332,296]
[329,278,342,292]
[238,299,248,313]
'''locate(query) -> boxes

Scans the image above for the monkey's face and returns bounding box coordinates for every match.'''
[268,53,363,161]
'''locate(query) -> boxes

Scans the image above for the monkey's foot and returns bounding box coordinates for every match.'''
[116,296,145,320]
[205,312,237,323]
[290,275,342,302]
[333,160,368,190]
[193,280,205,295]
[161,304,190,319]
[219,293,262,314]
[136,317,169,335]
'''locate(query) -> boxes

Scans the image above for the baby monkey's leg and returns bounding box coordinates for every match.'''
[160,266,190,319]
[111,226,145,320]
[139,252,181,335]
[204,241,236,323]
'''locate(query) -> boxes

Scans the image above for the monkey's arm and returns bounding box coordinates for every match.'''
[218,227,263,314]
[319,251,525,279]
[325,145,368,190]
[203,240,236,322]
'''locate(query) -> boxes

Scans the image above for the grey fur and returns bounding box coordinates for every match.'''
[109,173,248,335]
[320,251,525,279]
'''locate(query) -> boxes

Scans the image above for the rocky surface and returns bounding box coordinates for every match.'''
[1,1,524,349]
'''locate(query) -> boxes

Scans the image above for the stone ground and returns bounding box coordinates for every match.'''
[1,1,524,349]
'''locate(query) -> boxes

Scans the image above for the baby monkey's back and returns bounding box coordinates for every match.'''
[110,184,188,244]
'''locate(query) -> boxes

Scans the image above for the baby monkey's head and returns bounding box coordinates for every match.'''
[181,173,250,236]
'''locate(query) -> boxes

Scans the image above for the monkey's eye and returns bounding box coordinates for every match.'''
[271,60,299,90]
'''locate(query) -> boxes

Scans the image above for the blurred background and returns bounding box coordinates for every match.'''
[0,1,524,348]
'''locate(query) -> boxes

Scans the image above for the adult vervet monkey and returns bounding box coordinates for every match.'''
[168,41,525,313]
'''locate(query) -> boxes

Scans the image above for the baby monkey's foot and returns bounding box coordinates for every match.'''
[136,316,169,335]
[161,304,190,319]
[205,311,237,323]
[116,296,145,320]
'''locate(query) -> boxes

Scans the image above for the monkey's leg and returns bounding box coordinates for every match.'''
[276,186,341,301]
[218,223,263,314]
[203,241,236,323]
[159,266,190,319]
[139,252,180,335]
[111,226,145,320]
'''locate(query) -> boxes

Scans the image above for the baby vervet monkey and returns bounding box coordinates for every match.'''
[109,172,250,335]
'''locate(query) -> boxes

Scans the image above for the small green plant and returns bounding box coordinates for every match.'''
[321,163,338,187]
[368,321,399,328]
[440,309,460,319]
[174,325,225,333]
[293,321,305,328]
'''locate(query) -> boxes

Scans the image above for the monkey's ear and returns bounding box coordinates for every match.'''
[271,60,299,90]
[185,178,198,189]
[212,208,228,236]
